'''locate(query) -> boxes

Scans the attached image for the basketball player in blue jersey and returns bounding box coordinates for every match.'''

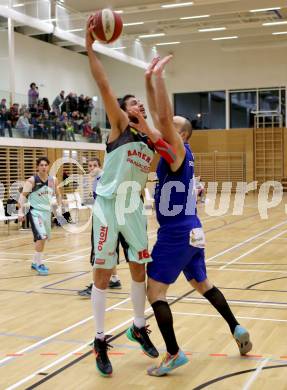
[142,56,252,376]
[86,22,177,377]
[18,157,62,276]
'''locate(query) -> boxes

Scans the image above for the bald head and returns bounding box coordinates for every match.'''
[173,115,192,142]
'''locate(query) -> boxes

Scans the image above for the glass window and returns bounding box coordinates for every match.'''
[174,91,226,130]
[259,89,279,112]
[230,91,257,128]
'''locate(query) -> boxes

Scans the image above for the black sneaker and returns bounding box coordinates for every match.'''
[108,280,122,289]
[78,283,92,297]
[126,324,159,358]
[93,337,113,377]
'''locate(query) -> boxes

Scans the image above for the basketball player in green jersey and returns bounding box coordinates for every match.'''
[19,157,62,276]
[86,20,178,376]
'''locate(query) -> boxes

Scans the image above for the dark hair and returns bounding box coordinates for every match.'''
[88,157,101,167]
[30,82,36,89]
[119,94,135,111]
[36,157,50,166]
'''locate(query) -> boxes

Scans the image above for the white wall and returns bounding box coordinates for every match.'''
[0,31,10,96]
[163,41,287,93]
[13,32,99,103]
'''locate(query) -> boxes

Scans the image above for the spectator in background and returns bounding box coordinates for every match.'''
[28,82,39,108]
[69,93,78,113]
[78,94,86,115]
[0,98,7,110]
[0,107,13,137]
[66,120,76,141]
[91,123,102,143]
[86,97,94,115]
[42,98,51,113]
[58,115,67,141]
[16,111,34,138]
[82,116,92,138]
[10,103,20,127]
[52,90,65,115]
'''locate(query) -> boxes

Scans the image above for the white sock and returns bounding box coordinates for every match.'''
[111,274,119,283]
[33,252,43,266]
[91,284,106,340]
[130,280,146,329]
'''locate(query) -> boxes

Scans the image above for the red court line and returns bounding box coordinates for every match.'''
[209,353,227,357]
[242,354,263,358]
[40,353,58,356]
[6,353,24,357]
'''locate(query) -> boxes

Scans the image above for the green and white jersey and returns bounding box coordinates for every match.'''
[28,175,55,212]
[96,126,155,199]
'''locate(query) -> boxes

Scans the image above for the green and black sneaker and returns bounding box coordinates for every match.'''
[93,337,113,377]
[126,324,159,358]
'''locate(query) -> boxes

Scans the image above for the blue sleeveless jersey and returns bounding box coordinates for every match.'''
[154,143,202,228]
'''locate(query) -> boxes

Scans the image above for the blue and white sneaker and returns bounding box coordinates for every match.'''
[233,325,252,355]
[147,350,189,377]
[31,263,49,276]
[31,263,49,271]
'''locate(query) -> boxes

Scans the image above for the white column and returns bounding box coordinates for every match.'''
[226,89,230,130]
[8,13,15,106]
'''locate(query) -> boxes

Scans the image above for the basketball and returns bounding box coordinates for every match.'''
[88,9,123,44]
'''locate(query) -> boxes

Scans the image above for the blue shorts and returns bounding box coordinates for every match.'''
[147,225,207,285]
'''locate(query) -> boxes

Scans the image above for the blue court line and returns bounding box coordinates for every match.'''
[0,332,87,346]
[42,272,89,289]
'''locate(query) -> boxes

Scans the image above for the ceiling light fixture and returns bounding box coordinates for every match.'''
[250,7,281,13]
[263,21,287,26]
[112,46,127,50]
[272,31,287,35]
[123,22,144,26]
[180,15,210,20]
[12,3,25,7]
[156,41,180,45]
[161,2,193,9]
[115,10,124,14]
[199,27,226,32]
[139,33,165,38]
[212,36,238,41]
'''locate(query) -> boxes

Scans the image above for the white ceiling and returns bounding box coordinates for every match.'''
[5,0,287,58]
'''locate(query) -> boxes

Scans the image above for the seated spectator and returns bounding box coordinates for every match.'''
[0,107,12,137]
[52,90,65,115]
[91,123,102,143]
[28,82,39,108]
[16,111,34,138]
[82,117,93,138]
[10,103,20,127]
[57,117,67,141]
[66,120,76,141]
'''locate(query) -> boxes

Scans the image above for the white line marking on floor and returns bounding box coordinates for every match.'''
[220,229,287,270]
[0,298,130,368]
[242,358,270,390]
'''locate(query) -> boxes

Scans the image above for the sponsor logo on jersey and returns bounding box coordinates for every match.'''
[95,258,105,265]
[127,149,152,164]
[98,226,108,251]
[189,160,194,167]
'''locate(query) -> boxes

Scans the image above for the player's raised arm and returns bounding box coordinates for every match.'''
[145,57,161,129]
[153,56,186,171]
[86,18,129,142]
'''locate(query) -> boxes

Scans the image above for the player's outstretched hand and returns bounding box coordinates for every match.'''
[145,56,161,80]
[128,107,151,136]
[153,55,173,77]
[86,15,95,50]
